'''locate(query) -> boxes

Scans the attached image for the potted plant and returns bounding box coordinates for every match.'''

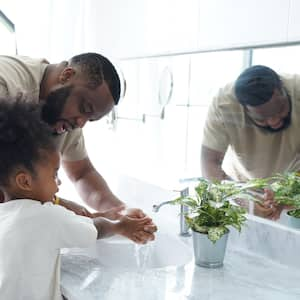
[258,172,300,228]
[171,178,258,268]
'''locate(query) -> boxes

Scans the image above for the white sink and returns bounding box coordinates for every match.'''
[63,232,192,269]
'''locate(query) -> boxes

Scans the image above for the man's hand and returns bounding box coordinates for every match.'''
[259,189,292,220]
[124,208,158,243]
[254,202,281,220]
[234,190,284,220]
[115,215,155,244]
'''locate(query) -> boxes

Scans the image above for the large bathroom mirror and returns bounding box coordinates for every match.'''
[245,44,300,229]
[87,41,300,231]
[194,43,300,229]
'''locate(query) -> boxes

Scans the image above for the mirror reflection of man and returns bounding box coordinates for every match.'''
[201,65,299,220]
[0,53,157,243]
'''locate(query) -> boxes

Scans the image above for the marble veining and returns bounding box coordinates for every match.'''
[61,243,300,300]
[60,176,300,299]
[228,215,300,268]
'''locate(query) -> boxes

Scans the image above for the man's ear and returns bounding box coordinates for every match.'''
[15,172,33,191]
[59,67,75,84]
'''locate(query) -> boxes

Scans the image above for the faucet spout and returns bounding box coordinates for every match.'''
[152,187,191,237]
[152,200,173,212]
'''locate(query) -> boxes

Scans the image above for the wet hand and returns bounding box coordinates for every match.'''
[125,207,158,237]
[117,215,155,244]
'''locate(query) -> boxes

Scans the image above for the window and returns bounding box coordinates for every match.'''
[252,44,300,73]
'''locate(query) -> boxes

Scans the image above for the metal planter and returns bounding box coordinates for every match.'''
[287,210,300,229]
[192,230,229,268]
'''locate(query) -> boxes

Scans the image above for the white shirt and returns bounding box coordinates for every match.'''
[0,199,97,300]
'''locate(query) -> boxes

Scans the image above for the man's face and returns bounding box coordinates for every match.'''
[245,88,291,133]
[41,80,115,135]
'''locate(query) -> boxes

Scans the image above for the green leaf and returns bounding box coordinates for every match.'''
[207,227,228,243]
[288,209,300,218]
[168,178,251,242]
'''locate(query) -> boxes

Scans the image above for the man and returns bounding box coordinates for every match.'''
[201,65,300,219]
[0,53,156,243]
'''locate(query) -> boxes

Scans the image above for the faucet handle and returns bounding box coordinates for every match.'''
[179,177,203,184]
[173,186,189,198]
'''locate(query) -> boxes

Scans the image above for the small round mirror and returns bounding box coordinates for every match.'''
[158,66,173,107]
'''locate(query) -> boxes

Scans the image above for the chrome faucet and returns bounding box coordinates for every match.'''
[152,187,191,237]
[152,200,173,212]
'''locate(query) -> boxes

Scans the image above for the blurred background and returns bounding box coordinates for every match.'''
[1,0,300,203]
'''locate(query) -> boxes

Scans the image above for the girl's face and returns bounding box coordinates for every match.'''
[30,150,61,203]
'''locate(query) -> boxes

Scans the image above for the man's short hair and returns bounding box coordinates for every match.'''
[234,65,282,106]
[69,53,121,105]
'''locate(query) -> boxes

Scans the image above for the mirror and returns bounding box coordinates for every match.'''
[200,43,300,229]
[85,42,300,232]
[158,66,173,107]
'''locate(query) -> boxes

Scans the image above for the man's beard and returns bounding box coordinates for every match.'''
[251,111,291,133]
[250,95,292,133]
[257,115,291,132]
[41,85,72,127]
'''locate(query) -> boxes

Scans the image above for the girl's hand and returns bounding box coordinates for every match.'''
[116,215,157,244]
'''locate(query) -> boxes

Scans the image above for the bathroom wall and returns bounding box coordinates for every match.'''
[81,50,246,188]
[2,0,300,227]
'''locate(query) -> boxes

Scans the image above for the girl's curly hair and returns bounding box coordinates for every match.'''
[0,98,56,186]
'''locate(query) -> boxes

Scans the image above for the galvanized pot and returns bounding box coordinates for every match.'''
[192,230,229,268]
[287,210,300,229]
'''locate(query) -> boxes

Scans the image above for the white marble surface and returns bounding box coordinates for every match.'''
[229,215,300,269]
[61,243,300,300]
[59,175,300,299]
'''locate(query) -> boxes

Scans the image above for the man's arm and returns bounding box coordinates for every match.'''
[62,156,157,242]
[62,156,123,211]
[201,145,231,181]
[201,146,281,219]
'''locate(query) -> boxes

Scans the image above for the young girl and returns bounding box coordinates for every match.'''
[0,99,152,300]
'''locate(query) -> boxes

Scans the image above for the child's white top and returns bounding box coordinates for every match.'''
[0,199,97,300]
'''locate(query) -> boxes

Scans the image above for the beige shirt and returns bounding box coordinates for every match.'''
[202,74,300,181]
[0,55,87,161]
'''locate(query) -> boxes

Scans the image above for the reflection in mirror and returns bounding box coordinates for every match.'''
[158,66,173,107]
[143,64,174,121]
[252,44,300,73]
[115,65,127,103]
[250,44,300,228]
[200,43,300,229]
[188,50,245,180]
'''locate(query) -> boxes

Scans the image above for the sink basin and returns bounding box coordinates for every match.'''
[63,232,192,269]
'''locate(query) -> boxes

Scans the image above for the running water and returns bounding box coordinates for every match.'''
[134,242,154,269]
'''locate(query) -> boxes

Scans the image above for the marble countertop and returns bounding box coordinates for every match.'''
[60,239,300,300]
[58,175,300,300]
